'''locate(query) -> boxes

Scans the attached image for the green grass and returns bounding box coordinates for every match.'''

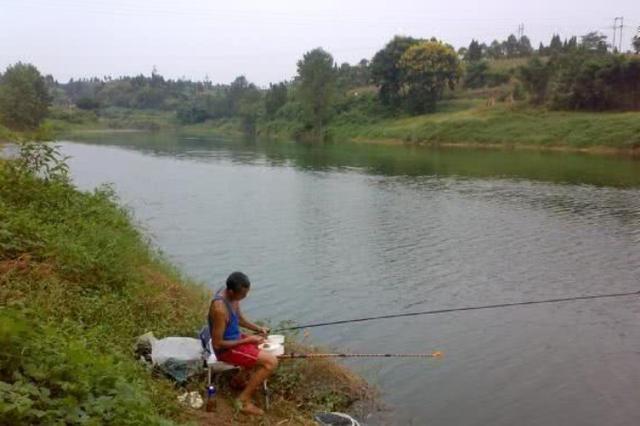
[0,158,208,424]
[0,123,56,143]
[330,102,640,150]
[48,107,178,135]
[180,117,244,137]
[487,57,533,72]
[0,147,372,425]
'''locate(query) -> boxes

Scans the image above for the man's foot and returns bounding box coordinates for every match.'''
[235,399,264,416]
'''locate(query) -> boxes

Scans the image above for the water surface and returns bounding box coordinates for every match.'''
[60,133,640,425]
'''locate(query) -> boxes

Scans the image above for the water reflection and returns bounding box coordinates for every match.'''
[64,131,640,187]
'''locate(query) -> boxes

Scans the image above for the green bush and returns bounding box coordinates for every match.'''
[0,158,147,289]
[0,146,209,424]
[48,107,98,125]
[0,310,173,426]
[550,53,640,110]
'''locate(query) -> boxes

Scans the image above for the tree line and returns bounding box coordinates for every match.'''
[1,30,639,136]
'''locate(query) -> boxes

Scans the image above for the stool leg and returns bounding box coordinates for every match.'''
[263,380,270,410]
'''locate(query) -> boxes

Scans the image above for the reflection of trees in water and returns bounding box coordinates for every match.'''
[67,132,640,189]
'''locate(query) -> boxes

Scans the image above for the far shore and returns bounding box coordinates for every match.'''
[345,136,640,157]
[54,123,640,158]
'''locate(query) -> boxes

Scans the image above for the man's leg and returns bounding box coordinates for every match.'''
[237,351,278,415]
[229,369,249,390]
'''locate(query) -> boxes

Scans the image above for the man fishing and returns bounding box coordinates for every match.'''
[209,271,277,416]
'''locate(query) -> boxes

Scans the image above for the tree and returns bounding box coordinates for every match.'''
[549,34,563,55]
[236,86,263,136]
[176,96,209,124]
[633,28,640,54]
[75,96,100,110]
[398,40,463,113]
[517,36,534,57]
[504,34,520,57]
[538,42,546,55]
[463,61,489,88]
[264,82,288,117]
[550,53,640,110]
[226,75,253,115]
[486,40,504,59]
[580,32,608,53]
[296,48,337,135]
[466,39,483,62]
[371,36,421,107]
[565,36,578,52]
[519,58,551,105]
[0,63,51,130]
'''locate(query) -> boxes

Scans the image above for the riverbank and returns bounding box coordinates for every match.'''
[329,103,640,154]
[44,100,640,156]
[254,99,640,155]
[0,148,373,425]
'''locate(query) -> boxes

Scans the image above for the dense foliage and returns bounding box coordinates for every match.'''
[0,63,51,131]
[371,36,420,108]
[399,41,462,113]
[519,50,640,110]
[296,48,337,135]
[0,144,208,424]
[0,311,172,425]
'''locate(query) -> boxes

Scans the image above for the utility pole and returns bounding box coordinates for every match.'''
[619,17,623,52]
[517,24,524,38]
[612,17,624,52]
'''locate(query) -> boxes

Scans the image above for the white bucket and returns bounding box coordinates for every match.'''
[259,342,285,356]
[267,334,285,345]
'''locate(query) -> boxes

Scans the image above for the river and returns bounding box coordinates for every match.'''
[59,132,640,425]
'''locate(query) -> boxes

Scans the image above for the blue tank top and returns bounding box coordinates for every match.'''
[208,288,241,346]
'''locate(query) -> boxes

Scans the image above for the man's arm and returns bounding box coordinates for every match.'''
[210,301,260,350]
[238,306,270,336]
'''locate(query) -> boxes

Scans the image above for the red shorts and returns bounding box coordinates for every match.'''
[216,334,260,368]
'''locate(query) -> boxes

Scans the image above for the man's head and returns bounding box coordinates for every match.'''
[226,271,251,301]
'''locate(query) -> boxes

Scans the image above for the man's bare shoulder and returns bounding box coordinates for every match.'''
[212,299,227,314]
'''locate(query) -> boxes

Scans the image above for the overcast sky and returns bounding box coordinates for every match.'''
[1,0,638,85]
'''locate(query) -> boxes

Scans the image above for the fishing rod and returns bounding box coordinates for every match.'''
[279,351,443,359]
[273,289,640,332]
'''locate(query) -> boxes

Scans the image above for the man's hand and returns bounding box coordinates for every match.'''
[257,326,270,337]
[244,335,265,345]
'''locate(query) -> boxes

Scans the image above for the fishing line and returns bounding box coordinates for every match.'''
[273,289,640,332]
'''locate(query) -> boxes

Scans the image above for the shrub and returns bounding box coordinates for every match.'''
[75,97,100,110]
[0,310,173,426]
[519,57,552,105]
[551,53,640,110]
[0,63,51,131]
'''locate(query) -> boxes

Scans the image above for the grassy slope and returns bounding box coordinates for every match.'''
[0,157,371,425]
[330,101,640,151]
[45,90,640,153]
[47,107,179,134]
